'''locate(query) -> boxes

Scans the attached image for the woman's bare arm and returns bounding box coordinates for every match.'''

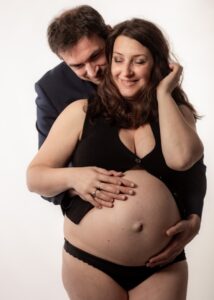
[157,63,204,170]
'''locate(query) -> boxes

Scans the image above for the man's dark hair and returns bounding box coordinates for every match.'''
[47,5,109,55]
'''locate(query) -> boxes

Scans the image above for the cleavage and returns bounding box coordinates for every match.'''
[118,124,156,159]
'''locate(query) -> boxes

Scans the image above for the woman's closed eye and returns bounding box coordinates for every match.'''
[134,59,146,65]
[113,56,123,63]
[112,56,146,65]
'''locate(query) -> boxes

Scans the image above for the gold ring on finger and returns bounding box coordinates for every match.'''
[92,188,97,198]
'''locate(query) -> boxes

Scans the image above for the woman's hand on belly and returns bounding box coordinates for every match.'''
[68,166,136,208]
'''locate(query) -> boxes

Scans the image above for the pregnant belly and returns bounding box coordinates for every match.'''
[64,169,180,266]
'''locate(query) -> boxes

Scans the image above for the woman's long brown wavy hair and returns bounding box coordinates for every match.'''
[88,18,198,128]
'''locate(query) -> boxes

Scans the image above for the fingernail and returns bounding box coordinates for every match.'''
[129,190,134,195]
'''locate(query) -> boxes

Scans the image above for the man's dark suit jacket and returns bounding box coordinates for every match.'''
[35,62,207,218]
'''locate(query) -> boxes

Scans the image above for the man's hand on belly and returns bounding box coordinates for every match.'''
[146,214,201,267]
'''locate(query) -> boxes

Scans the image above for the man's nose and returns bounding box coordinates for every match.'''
[85,63,97,77]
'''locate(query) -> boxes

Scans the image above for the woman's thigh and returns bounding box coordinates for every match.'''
[129,261,188,300]
[62,249,128,300]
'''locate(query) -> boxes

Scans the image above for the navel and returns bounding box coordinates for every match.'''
[132,221,144,232]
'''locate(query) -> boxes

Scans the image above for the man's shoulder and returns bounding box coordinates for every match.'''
[35,62,95,104]
[36,62,80,87]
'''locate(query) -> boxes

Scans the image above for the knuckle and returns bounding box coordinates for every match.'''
[122,187,129,193]
[109,185,115,192]
[111,178,118,184]
[101,193,108,201]
[115,188,120,194]
[121,179,128,185]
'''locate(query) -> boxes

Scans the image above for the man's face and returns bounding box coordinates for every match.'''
[59,35,106,85]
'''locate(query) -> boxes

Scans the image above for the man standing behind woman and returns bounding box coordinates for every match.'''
[28,5,207,300]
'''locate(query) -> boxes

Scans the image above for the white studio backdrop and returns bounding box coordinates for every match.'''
[0,0,213,299]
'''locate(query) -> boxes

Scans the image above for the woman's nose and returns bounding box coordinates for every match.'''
[121,63,134,77]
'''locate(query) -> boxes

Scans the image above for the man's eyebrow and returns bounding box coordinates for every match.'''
[90,47,104,57]
[69,62,83,68]
[69,48,105,68]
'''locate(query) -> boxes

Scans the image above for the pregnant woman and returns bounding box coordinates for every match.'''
[27,18,204,300]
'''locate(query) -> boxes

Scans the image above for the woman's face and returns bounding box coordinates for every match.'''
[111,35,154,98]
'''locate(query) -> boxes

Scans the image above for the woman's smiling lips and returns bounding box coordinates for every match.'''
[119,79,138,87]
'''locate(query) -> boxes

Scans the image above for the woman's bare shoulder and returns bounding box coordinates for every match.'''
[56,99,88,123]
[63,99,88,115]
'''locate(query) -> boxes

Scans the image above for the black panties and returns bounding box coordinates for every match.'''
[64,239,186,291]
